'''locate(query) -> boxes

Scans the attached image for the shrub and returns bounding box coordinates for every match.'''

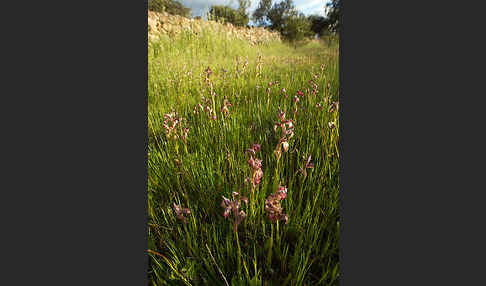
[210,5,249,27]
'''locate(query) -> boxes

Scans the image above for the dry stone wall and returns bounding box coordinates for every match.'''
[148,11,281,45]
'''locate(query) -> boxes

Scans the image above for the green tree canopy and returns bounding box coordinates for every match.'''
[252,0,313,44]
[283,12,314,47]
[326,0,340,33]
[210,6,248,27]
[307,14,329,37]
[266,0,295,33]
[210,0,250,27]
[252,0,272,27]
[148,0,191,18]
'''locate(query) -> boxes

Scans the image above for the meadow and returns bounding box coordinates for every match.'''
[148,28,339,285]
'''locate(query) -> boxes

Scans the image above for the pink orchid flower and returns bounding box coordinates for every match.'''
[173,203,191,224]
[221,192,248,231]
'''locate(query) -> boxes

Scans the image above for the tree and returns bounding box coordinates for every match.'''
[252,0,313,44]
[283,12,314,48]
[210,1,250,27]
[266,0,295,33]
[237,0,251,15]
[236,0,250,26]
[252,0,298,33]
[252,0,272,26]
[148,0,191,18]
[307,15,329,37]
[325,0,340,33]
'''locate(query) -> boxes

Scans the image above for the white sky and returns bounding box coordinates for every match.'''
[178,0,330,19]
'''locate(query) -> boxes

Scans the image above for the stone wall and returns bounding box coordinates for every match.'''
[148,11,281,45]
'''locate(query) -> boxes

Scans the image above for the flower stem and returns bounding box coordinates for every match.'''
[266,223,274,268]
[235,229,242,275]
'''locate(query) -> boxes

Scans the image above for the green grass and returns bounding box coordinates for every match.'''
[148,28,339,285]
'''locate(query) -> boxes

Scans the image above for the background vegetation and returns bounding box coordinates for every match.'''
[210,0,251,27]
[251,0,341,44]
[147,0,341,45]
[148,0,191,17]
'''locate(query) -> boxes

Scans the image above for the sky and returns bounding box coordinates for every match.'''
[178,0,330,19]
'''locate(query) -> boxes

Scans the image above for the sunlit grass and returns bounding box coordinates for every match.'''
[148,29,339,285]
